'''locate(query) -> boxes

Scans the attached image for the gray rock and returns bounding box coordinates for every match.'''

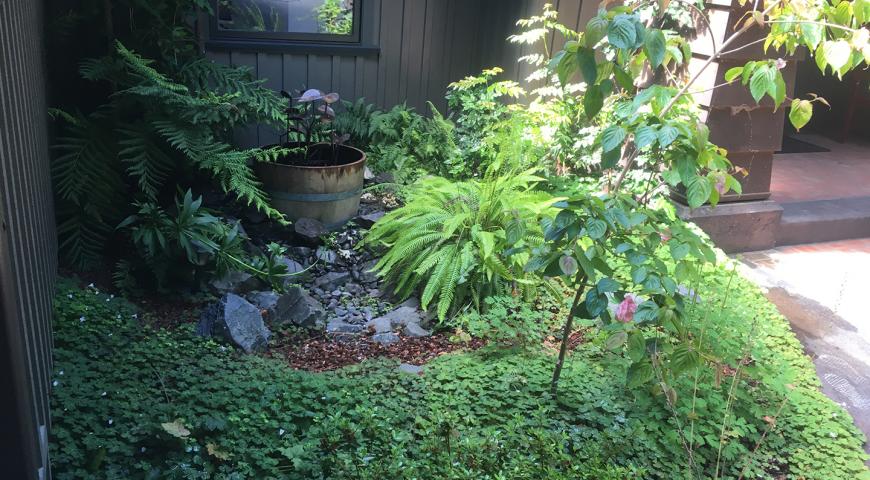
[373,306,422,329]
[291,246,313,258]
[314,271,351,290]
[364,166,375,180]
[315,247,338,265]
[404,322,431,338]
[355,211,385,228]
[358,259,380,284]
[366,317,392,334]
[398,363,424,375]
[294,217,326,246]
[399,297,421,310]
[276,256,305,276]
[372,332,400,346]
[326,321,365,334]
[197,294,271,353]
[281,286,326,328]
[209,270,264,295]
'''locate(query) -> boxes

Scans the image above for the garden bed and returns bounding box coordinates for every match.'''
[49,263,870,479]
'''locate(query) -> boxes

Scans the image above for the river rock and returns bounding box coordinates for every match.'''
[209,270,263,295]
[196,294,271,353]
[403,322,431,338]
[372,332,400,346]
[294,217,326,246]
[314,271,351,291]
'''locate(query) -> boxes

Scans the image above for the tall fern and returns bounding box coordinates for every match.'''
[52,41,286,267]
[363,167,556,321]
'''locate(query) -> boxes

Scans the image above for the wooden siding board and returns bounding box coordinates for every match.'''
[257,53,283,145]
[0,1,56,478]
[282,54,309,95]
[400,0,427,111]
[229,51,260,147]
[379,0,405,108]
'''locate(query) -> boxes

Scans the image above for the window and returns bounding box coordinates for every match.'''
[213,0,361,43]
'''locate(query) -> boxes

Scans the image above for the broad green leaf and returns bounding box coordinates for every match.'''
[772,72,786,108]
[801,23,824,50]
[577,47,598,85]
[626,360,654,388]
[634,125,658,149]
[644,29,667,68]
[657,125,679,147]
[631,266,648,283]
[586,218,607,239]
[601,125,627,152]
[585,288,608,317]
[686,175,712,208]
[584,84,604,118]
[724,66,743,82]
[669,242,690,260]
[613,65,634,90]
[586,15,609,47]
[789,99,813,131]
[749,66,775,103]
[627,331,646,362]
[559,255,579,276]
[823,40,851,71]
[505,218,526,245]
[598,277,620,293]
[608,15,637,50]
[606,331,629,351]
[555,50,577,86]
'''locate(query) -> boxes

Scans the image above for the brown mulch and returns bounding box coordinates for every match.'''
[270,330,486,372]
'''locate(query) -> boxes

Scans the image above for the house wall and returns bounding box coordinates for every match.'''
[205,0,588,147]
[0,0,57,478]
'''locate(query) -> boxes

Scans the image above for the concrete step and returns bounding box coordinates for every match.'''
[778,196,870,246]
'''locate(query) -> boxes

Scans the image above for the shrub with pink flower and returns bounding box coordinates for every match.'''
[615,294,639,323]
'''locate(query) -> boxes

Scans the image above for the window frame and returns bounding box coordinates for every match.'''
[209,0,363,45]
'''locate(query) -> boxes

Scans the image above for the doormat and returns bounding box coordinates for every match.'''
[776,135,831,154]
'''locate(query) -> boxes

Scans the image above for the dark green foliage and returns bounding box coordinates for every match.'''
[362,168,555,321]
[50,275,869,479]
[453,295,560,349]
[53,41,286,269]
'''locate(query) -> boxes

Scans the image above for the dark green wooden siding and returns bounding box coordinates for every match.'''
[206,0,589,147]
[0,0,56,478]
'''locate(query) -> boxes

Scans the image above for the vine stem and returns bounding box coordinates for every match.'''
[611,1,782,192]
[550,274,588,398]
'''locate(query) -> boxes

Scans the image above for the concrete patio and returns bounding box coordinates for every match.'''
[739,238,870,457]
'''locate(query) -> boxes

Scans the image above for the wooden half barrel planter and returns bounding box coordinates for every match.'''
[257,143,367,229]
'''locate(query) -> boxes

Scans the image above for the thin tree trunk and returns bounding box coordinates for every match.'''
[550,278,587,398]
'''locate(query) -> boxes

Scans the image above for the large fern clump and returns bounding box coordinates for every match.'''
[362,167,556,321]
[52,41,286,268]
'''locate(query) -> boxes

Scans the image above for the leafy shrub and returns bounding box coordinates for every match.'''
[453,295,558,349]
[363,167,555,321]
[50,275,869,479]
[364,102,461,182]
[53,41,286,269]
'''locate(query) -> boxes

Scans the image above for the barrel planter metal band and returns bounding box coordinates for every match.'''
[256,144,367,229]
[267,187,364,203]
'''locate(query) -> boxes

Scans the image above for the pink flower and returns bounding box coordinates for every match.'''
[615,294,639,323]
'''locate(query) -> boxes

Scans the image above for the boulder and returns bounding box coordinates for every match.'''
[403,322,431,338]
[281,286,326,328]
[294,217,326,246]
[315,247,338,265]
[372,332,400,346]
[314,271,351,291]
[197,294,271,353]
[373,306,422,329]
[357,259,380,284]
[276,256,305,275]
[366,317,392,334]
[326,321,365,334]
[209,270,264,295]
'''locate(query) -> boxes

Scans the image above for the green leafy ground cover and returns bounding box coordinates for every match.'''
[51,263,869,479]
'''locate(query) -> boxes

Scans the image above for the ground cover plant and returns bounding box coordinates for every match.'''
[50,263,869,479]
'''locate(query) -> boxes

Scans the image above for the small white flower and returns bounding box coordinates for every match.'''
[67,294,73,299]
[79,316,86,323]
[105,298,110,302]
[185,446,193,453]
[101,391,107,397]
[140,447,146,453]
[59,370,64,376]
[279,428,285,436]
[110,294,115,299]
[107,418,113,425]
[193,445,200,452]
[108,333,113,337]
[88,283,95,288]
[52,380,59,387]
[131,314,138,319]
[829,432,838,438]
